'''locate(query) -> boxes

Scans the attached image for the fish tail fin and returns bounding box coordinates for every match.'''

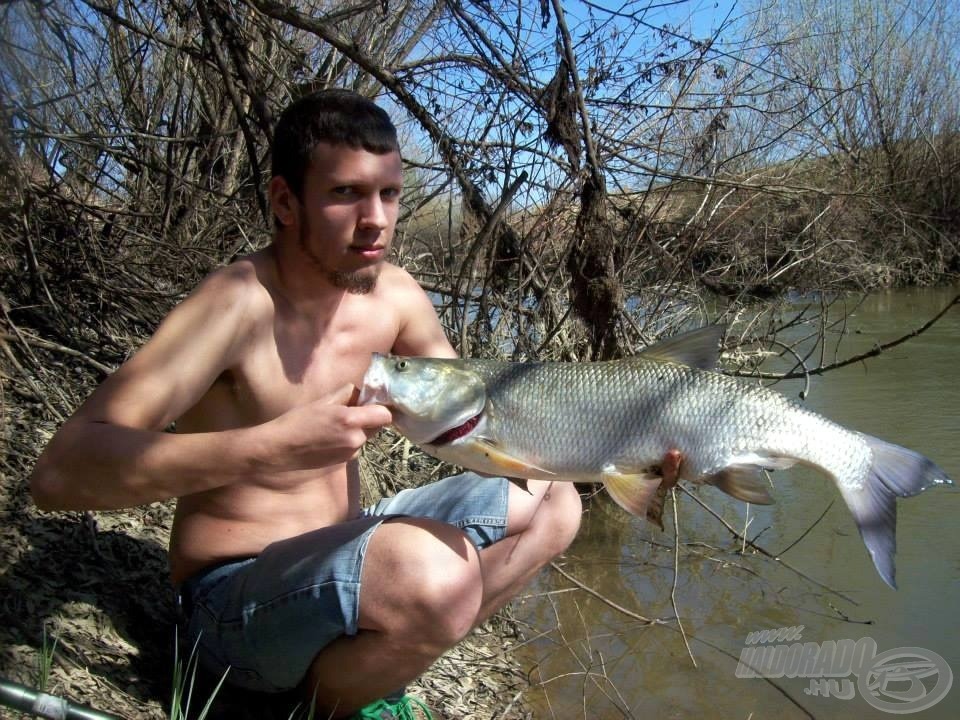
[840,435,953,589]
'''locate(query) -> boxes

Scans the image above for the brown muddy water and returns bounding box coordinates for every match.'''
[512,285,960,719]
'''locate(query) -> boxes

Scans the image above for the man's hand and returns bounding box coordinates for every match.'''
[644,449,683,529]
[660,448,682,490]
[257,384,393,475]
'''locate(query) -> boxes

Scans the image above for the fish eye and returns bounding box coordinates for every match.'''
[395,360,409,372]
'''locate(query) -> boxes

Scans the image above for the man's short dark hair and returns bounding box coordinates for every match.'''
[271,88,400,200]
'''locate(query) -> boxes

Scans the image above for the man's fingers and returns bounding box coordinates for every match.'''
[661,449,682,489]
[313,384,391,429]
[351,403,393,429]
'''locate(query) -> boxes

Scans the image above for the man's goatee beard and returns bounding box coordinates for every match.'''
[298,222,380,294]
[329,268,378,294]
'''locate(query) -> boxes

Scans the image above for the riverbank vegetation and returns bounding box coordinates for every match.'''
[1,1,958,717]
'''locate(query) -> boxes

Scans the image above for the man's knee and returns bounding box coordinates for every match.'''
[410,527,483,646]
[361,519,483,647]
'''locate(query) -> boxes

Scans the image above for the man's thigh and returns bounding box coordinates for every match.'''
[182,515,385,693]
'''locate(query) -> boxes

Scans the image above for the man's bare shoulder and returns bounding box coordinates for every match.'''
[194,251,271,300]
[375,261,424,292]
[128,250,278,378]
[373,262,436,309]
[181,250,277,328]
[377,262,455,358]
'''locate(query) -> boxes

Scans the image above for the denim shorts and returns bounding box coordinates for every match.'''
[179,472,509,693]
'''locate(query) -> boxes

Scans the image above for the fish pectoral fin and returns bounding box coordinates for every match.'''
[601,465,664,518]
[707,465,775,505]
[464,438,556,478]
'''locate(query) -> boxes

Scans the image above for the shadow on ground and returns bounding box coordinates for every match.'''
[0,510,310,719]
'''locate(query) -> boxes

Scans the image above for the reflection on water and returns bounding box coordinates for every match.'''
[513,286,960,719]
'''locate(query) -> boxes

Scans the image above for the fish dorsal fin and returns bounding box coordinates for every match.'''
[707,466,776,505]
[601,465,664,518]
[636,325,724,370]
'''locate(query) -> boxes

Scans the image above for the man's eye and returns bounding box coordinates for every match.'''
[333,186,354,196]
[381,188,401,200]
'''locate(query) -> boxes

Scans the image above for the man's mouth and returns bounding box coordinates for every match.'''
[351,245,385,260]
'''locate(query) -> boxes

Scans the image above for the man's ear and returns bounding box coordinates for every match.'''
[269,175,298,228]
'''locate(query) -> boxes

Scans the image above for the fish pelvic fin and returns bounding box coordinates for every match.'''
[636,325,724,370]
[839,435,953,590]
[601,465,664,519]
[706,463,779,505]
[508,477,532,494]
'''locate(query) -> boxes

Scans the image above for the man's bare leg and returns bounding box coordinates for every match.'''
[475,480,582,621]
[302,481,582,716]
[302,517,484,716]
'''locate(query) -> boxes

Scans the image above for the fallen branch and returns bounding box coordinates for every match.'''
[547,558,815,719]
[549,562,663,626]
[739,293,960,380]
[670,488,698,668]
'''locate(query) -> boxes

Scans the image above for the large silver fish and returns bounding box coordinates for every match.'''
[358,327,952,588]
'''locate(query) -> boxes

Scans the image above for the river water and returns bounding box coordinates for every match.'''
[512,285,960,719]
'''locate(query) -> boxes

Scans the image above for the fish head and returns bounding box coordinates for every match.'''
[359,353,487,444]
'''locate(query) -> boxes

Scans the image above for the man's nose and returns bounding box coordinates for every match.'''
[358,194,388,229]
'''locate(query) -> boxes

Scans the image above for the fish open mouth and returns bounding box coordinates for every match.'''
[430,413,482,445]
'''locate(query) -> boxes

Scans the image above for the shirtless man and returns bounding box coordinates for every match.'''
[28,89,584,717]
[30,90,677,718]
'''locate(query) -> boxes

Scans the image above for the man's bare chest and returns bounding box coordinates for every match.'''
[186,303,400,430]
[253,316,398,410]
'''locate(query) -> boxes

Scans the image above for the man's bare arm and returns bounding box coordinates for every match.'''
[30,266,390,511]
[31,388,388,511]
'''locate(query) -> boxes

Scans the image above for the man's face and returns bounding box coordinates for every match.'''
[289,142,403,293]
